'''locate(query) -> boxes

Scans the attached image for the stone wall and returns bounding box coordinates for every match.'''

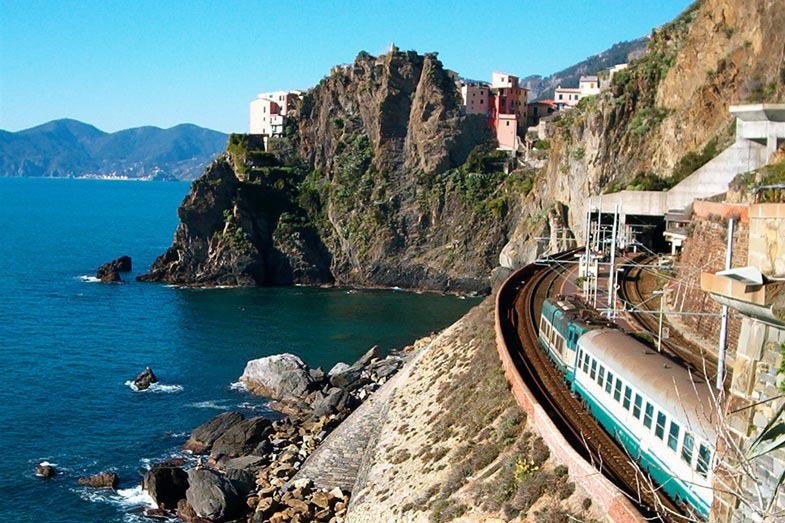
[672,217,749,356]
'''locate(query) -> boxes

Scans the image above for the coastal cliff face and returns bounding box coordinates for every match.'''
[499,0,785,268]
[142,0,785,290]
[142,50,505,293]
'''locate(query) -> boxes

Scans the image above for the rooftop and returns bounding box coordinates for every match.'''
[729,103,785,122]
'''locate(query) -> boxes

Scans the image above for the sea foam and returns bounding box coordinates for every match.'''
[125,381,184,393]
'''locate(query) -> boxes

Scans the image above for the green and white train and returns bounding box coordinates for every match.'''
[539,297,718,519]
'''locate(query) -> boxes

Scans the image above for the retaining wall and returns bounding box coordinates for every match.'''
[494,268,646,523]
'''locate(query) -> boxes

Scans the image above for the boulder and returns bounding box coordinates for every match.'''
[36,464,56,478]
[77,471,118,489]
[96,255,132,283]
[133,367,158,390]
[329,365,369,391]
[186,468,245,521]
[327,362,350,377]
[353,345,383,367]
[221,455,267,473]
[183,411,245,454]
[368,358,401,380]
[143,464,189,510]
[210,416,273,459]
[239,354,314,400]
[311,387,350,417]
[225,468,256,496]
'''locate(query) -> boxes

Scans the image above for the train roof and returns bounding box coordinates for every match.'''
[544,296,616,330]
[578,329,719,442]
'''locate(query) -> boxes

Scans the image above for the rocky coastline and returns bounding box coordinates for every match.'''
[136,346,404,522]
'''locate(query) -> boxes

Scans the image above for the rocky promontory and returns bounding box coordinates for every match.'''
[139,50,510,294]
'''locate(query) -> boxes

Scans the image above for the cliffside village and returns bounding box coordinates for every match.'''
[248,64,628,152]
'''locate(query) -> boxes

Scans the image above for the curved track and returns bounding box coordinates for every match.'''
[498,253,688,522]
[620,257,718,380]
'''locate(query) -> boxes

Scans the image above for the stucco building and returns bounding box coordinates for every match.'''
[249,90,303,136]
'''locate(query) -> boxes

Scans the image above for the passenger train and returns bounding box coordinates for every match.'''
[539,296,718,519]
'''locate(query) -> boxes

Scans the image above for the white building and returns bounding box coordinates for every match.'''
[579,75,600,96]
[249,90,303,136]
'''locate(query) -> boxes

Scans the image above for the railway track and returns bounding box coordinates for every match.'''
[620,256,718,381]
[498,253,688,522]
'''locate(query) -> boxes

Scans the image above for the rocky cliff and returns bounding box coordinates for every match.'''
[500,0,785,269]
[142,0,785,291]
[142,50,507,293]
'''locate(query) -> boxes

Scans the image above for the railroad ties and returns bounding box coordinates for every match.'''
[498,254,688,522]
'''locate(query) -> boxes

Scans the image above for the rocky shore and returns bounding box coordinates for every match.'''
[139,346,404,522]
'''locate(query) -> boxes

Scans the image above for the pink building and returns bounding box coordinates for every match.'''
[460,82,490,115]
[458,72,528,150]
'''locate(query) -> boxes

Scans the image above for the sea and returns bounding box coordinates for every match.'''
[0,177,478,523]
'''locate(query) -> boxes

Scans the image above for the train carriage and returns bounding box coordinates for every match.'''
[572,329,718,519]
[538,297,610,382]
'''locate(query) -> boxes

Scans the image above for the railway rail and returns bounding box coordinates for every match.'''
[620,256,719,381]
[498,252,689,522]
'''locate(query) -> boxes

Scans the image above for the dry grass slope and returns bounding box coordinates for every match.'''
[347,298,603,523]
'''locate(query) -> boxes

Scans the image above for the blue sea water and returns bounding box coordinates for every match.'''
[0,177,477,522]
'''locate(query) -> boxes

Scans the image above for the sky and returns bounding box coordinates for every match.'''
[0,0,692,134]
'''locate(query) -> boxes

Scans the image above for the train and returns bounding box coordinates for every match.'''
[538,296,718,519]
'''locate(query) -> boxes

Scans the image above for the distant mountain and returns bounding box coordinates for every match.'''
[523,37,648,101]
[0,119,228,181]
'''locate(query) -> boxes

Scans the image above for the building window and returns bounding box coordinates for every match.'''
[506,121,510,126]
[558,94,563,100]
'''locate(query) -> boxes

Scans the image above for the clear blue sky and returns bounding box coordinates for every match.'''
[0,0,692,134]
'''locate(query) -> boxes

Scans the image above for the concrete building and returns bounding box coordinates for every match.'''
[527,100,557,127]
[554,87,581,110]
[590,104,785,252]
[460,82,490,115]
[457,72,528,151]
[579,75,600,96]
[249,90,303,136]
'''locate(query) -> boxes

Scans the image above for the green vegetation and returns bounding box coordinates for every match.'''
[731,159,785,202]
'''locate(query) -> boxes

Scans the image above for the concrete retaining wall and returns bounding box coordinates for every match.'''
[494,269,646,523]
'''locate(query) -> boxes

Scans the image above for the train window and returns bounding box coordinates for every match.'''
[598,366,605,388]
[577,349,583,370]
[623,386,632,410]
[682,433,694,465]
[697,444,711,477]
[605,372,614,394]
[668,421,680,451]
[590,360,597,380]
[613,379,623,402]
[644,403,653,429]
[583,354,590,374]
[655,412,667,440]
[633,394,642,419]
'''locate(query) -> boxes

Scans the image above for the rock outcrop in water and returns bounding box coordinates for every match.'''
[132,366,157,390]
[97,255,132,283]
